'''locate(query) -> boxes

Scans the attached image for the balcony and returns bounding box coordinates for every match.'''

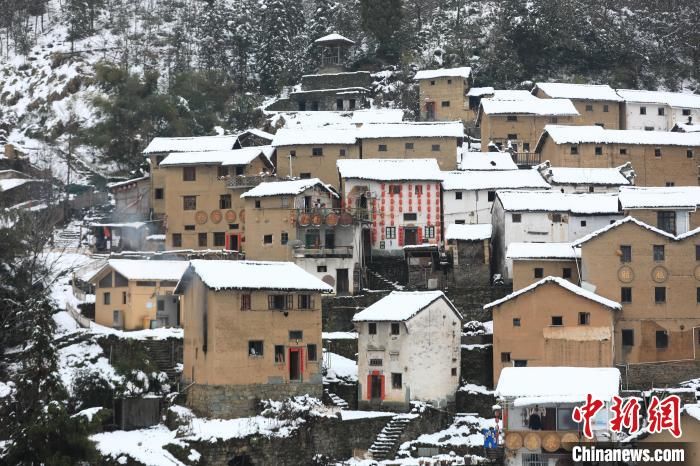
[293,245,353,258]
[293,207,370,226]
[226,175,276,189]
[510,151,541,168]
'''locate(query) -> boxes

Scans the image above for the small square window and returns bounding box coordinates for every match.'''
[240,293,251,310]
[430,80,435,85]
[220,194,232,209]
[658,107,665,116]
[441,101,450,107]
[563,268,572,279]
[213,232,225,247]
[487,191,496,202]
[299,172,311,179]
[603,104,609,112]
[551,316,563,326]
[392,373,402,389]
[198,233,207,247]
[403,213,417,221]
[183,166,196,181]
[414,185,423,195]
[653,245,665,261]
[155,188,164,200]
[172,233,182,247]
[183,196,197,210]
[255,200,261,209]
[455,192,463,200]
[298,294,313,309]
[513,318,521,327]
[620,245,632,263]
[534,268,544,278]
[507,133,517,140]
[289,330,303,340]
[405,142,414,150]
[281,232,289,245]
[249,340,263,356]
[501,352,511,363]
[595,146,602,155]
[184,225,195,231]
[447,79,452,84]
[581,220,587,227]
[683,109,691,116]
[274,345,285,363]
[687,150,694,159]
[317,265,327,273]
[656,330,668,348]
[523,143,530,152]
[312,147,323,156]
[307,344,317,361]
[514,360,527,367]
[655,287,666,304]
[640,106,647,115]
[621,287,632,303]
[378,144,387,152]
[386,226,396,239]
[263,234,273,244]
[451,367,458,376]
[589,186,595,193]
[552,213,562,223]
[339,148,346,157]
[369,358,383,366]
[654,148,662,157]
[512,213,522,223]
[391,323,400,335]
[389,184,401,195]
[585,104,593,112]
[368,323,377,334]
[431,144,440,151]
[578,312,590,325]
[620,148,627,155]
[570,145,579,155]
[622,329,634,346]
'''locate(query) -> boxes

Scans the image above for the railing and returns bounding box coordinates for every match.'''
[293,207,370,226]
[66,301,92,329]
[226,175,276,189]
[294,245,353,258]
[321,55,340,66]
[510,151,541,168]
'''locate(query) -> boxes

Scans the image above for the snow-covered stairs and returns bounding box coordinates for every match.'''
[368,415,412,460]
[141,340,180,384]
[324,389,349,409]
[368,270,403,291]
[53,222,83,249]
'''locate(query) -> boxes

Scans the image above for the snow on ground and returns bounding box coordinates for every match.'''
[322,331,358,340]
[338,410,395,421]
[400,414,496,450]
[91,425,196,466]
[458,383,494,395]
[323,350,358,383]
[56,335,123,396]
[71,406,104,422]
[180,415,302,442]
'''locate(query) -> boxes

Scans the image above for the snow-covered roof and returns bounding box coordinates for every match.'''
[414,67,472,80]
[185,260,334,292]
[350,109,404,124]
[352,290,460,322]
[445,224,492,241]
[357,121,464,139]
[242,128,275,141]
[442,169,550,191]
[458,151,518,170]
[496,190,620,214]
[539,165,631,186]
[240,178,337,198]
[672,123,700,133]
[0,178,34,192]
[91,259,189,283]
[271,128,357,146]
[495,367,620,403]
[485,276,621,311]
[616,89,700,109]
[314,33,355,45]
[143,135,238,154]
[538,124,700,148]
[686,404,700,423]
[107,175,149,190]
[506,242,580,260]
[466,87,495,97]
[337,159,442,181]
[480,98,579,116]
[90,222,147,229]
[489,90,539,101]
[618,186,700,209]
[534,83,623,102]
[159,147,273,167]
[572,217,683,246]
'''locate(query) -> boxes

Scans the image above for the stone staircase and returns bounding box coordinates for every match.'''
[323,388,349,410]
[368,415,412,461]
[368,270,404,291]
[53,222,83,249]
[141,340,181,384]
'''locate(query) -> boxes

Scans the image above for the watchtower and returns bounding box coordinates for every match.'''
[314,33,355,74]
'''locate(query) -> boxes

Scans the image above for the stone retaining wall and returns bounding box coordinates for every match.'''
[617,360,700,390]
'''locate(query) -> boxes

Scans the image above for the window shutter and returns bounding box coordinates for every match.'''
[268,295,274,310]
[286,294,293,310]
[310,296,315,309]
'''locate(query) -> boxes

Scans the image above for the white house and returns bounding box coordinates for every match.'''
[353,290,462,410]
[337,158,444,255]
[491,190,622,279]
[617,89,700,131]
[442,169,551,225]
[536,160,634,193]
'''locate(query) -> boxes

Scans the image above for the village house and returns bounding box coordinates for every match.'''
[671,122,700,133]
[536,160,634,193]
[89,221,150,252]
[535,124,700,186]
[491,190,622,279]
[466,88,538,125]
[457,150,519,171]
[158,147,275,251]
[441,168,551,225]
[337,158,443,255]
[476,98,580,166]
[618,186,700,234]
[488,277,619,383]
[506,242,580,290]
[353,290,462,411]
[495,366,620,466]
[107,175,151,221]
[0,169,42,208]
[176,260,333,418]
[616,89,700,131]
[531,82,623,128]
[445,223,492,287]
[89,259,189,330]
[414,67,473,122]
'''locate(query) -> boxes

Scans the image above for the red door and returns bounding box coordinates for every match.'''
[289,347,304,381]
[226,234,240,251]
[366,371,385,400]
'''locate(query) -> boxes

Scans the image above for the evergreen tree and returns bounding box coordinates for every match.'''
[359,0,403,61]
[257,0,293,93]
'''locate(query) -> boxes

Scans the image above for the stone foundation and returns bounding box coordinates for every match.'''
[461,344,494,388]
[617,360,700,390]
[187,382,323,419]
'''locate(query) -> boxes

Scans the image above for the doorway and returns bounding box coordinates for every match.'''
[289,347,303,381]
[404,227,418,245]
[227,234,239,251]
[426,102,436,121]
[370,374,383,399]
[337,269,349,294]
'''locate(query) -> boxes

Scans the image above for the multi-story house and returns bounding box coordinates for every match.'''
[159,147,275,251]
[536,160,634,193]
[107,175,151,221]
[414,67,472,122]
[177,259,333,418]
[89,259,189,330]
[491,190,622,279]
[618,186,700,234]
[336,159,444,255]
[441,169,551,225]
[506,242,580,290]
[466,88,538,124]
[532,82,623,128]
[353,290,462,410]
[535,125,700,187]
[617,89,700,131]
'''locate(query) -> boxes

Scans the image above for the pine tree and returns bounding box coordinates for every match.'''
[257,0,293,93]
[359,0,403,61]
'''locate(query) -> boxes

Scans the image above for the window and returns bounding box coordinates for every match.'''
[595,146,602,155]
[655,287,666,304]
[391,323,400,335]
[570,145,579,155]
[392,373,402,389]
[683,109,691,116]
[213,232,225,247]
[103,292,111,305]
[405,142,414,150]
[621,287,632,303]
[603,104,609,112]
[507,133,517,140]
[369,358,383,366]
[414,185,423,195]
[658,107,665,116]
[219,194,232,209]
[653,245,665,261]
[386,227,396,239]
[577,312,591,325]
[183,166,196,181]
[336,99,343,110]
[217,165,228,178]
[255,199,261,209]
[580,220,587,227]
[447,79,452,84]
[124,292,129,305]
[667,181,676,187]
[307,344,317,361]
[688,150,694,159]
[656,330,668,348]
[563,268,572,279]
[264,234,273,244]
[198,233,207,247]
[424,225,435,238]
[99,273,113,288]
[312,147,323,156]
[697,287,700,304]
[654,148,662,157]
[241,294,251,310]
[403,213,417,221]
[349,99,356,110]
[430,80,435,85]
[514,360,528,367]
[136,281,156,287]
[268,294,292,310]
[452,367,458,376]
[431,144,440,151]
[501,352,511,363]
[183,196,196,210]
[551,316,563,326]
[513,318,521,327]
[585,104,593,112]
[317,265,327,272]
[289,150,296,157]
[455,192,463,200]
[441,101,450,107]
[507,115,518,121]
[622,329,634,346]
[172,233,182,247]
[389,184,401,195]
[645,126,654,131]
[697,245,700,260]
[378,144,388,152]
[455,220,465,225]
[552,213,562,223]
[368,323,377,334]
[640,106,647,115]
[534,268,543,278]
[280,231,288,245]
[339,148,346,156]
[249,341,263,356]
[620,148,627,155]
[155,188,164,200]
[184,225,195,231]
[620,245,632,263]
[298,294,314,309]
[289,330,303,340]
[657,211,676,234]
[281,197,289,208]
[512,213,522,223]
[275,345,285,363]
[589,186,595,193]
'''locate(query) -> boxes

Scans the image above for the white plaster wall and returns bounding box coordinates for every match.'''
[624,102,671,131]
[443,189,494,225]
[568,214,623,239]
[294,256,356,294]
[551,184,623,194]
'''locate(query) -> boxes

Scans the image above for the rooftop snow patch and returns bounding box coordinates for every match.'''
[496,367,620,403]
[107,175,150,190]
[90,259,189,282]
[685,404,700,423]
[572,216,699,246]
[616,89,700,109]
[186,260,334,292]
[467,87,495,97]
[271,128,357,146]
[507,242,580,260]
[143,135,238,154]
[540,124,700,147]
[241,178,337,198]
[481,98,578,116]
[0,178,35,192]
[484,276,621,311]
[445,224,492,241]
[618,186,700,209]
[159,147,272,167]
[672,123,700,133]
[353,290,460,322]
[459,151,518,170]
[337,158,442,181]
[496,190,619,214]
[356,121,464,139]
[488,90,539,101]
[540,165,631,186]
[442,169,550,191]
[314,33,355,45]
[350,109,404,124]
[534,83,623,102]
[414,66,472,80]
[243,128,275,140]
